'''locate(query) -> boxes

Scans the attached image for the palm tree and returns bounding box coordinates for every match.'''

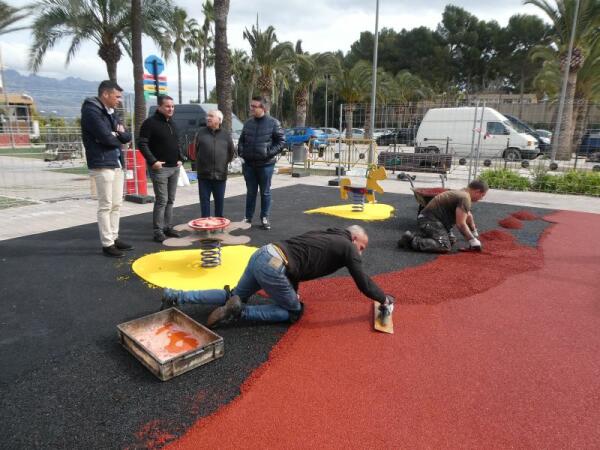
[184,25,208,103]
[394,71,433,103]
[292,45,337,127]
[213,0,232,131]
[165,7,195,104]
[230,49,251,117]
[243,24,295,111]
[201,0,214,102]
[525,0,600,159]
[532,36,600,150]
[131,0,145,138]
[0,1,30,35]
[29,0,172,83]
[332,59,371,138]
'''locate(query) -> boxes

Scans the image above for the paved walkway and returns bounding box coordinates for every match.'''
[1,170,599,242]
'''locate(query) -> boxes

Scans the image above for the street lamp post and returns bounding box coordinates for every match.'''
[368,0,380,165]
[324,74,330,128]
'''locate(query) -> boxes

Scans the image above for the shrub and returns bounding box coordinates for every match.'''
[532,169,600,196]
[479,169,530,191]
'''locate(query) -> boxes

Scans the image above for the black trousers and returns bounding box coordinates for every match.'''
[411,215,452,253]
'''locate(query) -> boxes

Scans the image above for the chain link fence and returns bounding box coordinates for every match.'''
[288,101,600,196]
[0,90,137,209]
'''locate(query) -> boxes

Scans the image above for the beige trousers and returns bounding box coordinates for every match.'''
[90,168,124,247]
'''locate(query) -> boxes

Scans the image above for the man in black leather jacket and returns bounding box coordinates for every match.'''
[237,96,285,230]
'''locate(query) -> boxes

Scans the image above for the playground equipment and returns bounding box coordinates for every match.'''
[339,165,387,211]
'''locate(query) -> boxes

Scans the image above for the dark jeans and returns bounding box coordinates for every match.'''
[198,178,227,217]
[243,163,275,220]
[150,166,179,234]
[412,214,452,253]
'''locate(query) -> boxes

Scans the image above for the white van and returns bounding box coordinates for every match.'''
[415,107,540,160]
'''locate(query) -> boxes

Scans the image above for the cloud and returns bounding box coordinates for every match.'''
[1,0,549,104]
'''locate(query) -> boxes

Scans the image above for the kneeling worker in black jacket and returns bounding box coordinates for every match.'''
[160,225,395,327]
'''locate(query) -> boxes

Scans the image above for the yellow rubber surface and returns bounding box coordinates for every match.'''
[132,245,257,290]
[305,203,395,221]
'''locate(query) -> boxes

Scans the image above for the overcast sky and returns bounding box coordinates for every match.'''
[1,0,548,102]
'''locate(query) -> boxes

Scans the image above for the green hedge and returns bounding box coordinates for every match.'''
[479,169,530,191]
[480,169,600,196]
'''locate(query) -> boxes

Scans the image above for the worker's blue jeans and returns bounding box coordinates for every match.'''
[164,244,301,323]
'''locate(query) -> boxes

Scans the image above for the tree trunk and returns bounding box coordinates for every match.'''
[556,71,578,160]
[518,68,525,118]
[294,87,308,127]
[202,46,208,102]
[131,0,146,140]
[344,104,354,138]
[102,57,118,84]
[572,98,589,154]
[363,106,372,139]
[213,0,233,132]
[177,51,182,104]
[197,61,202,103]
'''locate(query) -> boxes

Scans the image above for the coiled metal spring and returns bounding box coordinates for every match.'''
[199,239,222,267]
[351,191,365,212]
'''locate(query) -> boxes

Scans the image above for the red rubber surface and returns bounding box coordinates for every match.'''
[169,211,600,448]
[499,215,523,229]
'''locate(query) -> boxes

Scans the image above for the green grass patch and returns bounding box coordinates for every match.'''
[0,196,38,210]
[0,146,46,159]
[46,166,89,175]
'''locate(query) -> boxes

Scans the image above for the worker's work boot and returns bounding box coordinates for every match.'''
[397,231,415,249]
[206,295,242,328]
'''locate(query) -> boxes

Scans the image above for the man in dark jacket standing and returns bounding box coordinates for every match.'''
[194,109,235,217]
[139,95,184,242]
[160,225,395,328]
[81,80,133,258]
[237,96,285,230]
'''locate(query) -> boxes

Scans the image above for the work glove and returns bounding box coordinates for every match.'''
[472,228,479,238]
[448,230,457,246]
[468,237,482,251]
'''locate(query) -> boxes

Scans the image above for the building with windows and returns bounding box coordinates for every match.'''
[0,89,36,146]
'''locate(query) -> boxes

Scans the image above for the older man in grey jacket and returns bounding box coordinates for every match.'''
[194,109,235,217]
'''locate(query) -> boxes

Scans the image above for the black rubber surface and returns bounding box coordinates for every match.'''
[0,184,553,449]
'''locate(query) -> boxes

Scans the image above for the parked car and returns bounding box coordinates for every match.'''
[342,128,365,138]
[376,127,417,146]
[578,129,600,156]
[319,127,341,141]
[372,128,389,139]
[504,114,551,154]
[415,107,540,160]
[535,129,553,141]
[284,126,327,150]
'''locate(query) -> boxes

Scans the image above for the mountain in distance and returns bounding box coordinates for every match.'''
[3,69,122,118]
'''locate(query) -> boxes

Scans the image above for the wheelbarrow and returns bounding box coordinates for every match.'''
[398,172,449,216]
